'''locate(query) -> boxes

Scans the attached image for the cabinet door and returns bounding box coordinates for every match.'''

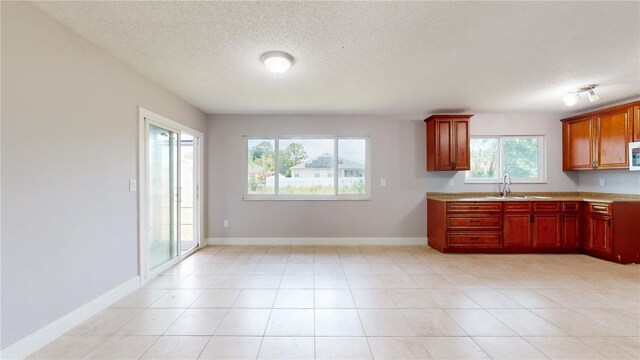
[596,106,632,169]
[435,120,454,170]
[563,116,594,170]
[532,214,561,248]
[634,105,640,141]
[587,215,613,254]
[561,215,580,248]
[504,214,531,247]
[452,120,470,170]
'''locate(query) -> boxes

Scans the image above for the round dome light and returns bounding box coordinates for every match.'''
[261,51,294,74]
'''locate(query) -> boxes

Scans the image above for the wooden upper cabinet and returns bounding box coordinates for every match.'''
[634,105,640,141]
[425,114,473,171]
[562,116,594,170]
[596,106,632,169]
[562,101,637,171]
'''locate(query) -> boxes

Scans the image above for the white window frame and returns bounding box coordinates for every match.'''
[243,136,371,200]
[465,135,547,184]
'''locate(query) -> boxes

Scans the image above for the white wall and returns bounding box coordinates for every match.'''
[1,2,207,350]
[207,114,428,238]
[426,113,580,193]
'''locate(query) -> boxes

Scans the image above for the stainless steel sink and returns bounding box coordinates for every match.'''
[457,195,552,201]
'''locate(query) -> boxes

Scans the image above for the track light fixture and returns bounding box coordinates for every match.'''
[562,85,599,107]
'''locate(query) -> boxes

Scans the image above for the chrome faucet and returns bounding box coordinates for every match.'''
[501,174,512,197]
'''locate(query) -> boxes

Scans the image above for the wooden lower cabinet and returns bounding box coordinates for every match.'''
[427,198,639,263]
[532,214,561,248]
[586,215,613,254]
[504,214,531,247]
[561,215,580,248]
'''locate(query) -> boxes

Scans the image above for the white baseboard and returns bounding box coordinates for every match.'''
[1,276,140,360]
[205,237,426,246]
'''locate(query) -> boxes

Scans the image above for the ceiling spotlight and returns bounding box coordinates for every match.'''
[563,93,580,107]
[260,51,294,74]
[562,85,599,106]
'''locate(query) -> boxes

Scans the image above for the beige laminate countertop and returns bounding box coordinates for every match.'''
[426,192,640,203]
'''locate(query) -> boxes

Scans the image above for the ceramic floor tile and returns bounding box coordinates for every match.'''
[279,275,314,289]
[164,308,227,335]
[488,309,567,336]
[190,289,241,308]
[264,309,315,336]
[347,275,385,289]
[499,289,564,308]
[446,309,516,336]
[314,275,349,289]
[273,289,314,308]
[422,337,489,359]
[232,289,278,308]
[149,290,202,308]
[463,289,522,309]
[411,275,455,289]
[387,288,440,309]
[315,337,372,359]
[83,336,158,359]
[284,263,314,274]
[199,336,262,359]
[368,337,429,359]
[427,290,482,308]
[27,336,104,359]
[401,309,465,336]
[139,335,209,359]
[358,309,415,336]
[577,337,640,359]
[314,289,355,308]
[525,337,605,359]
[315,309,365,336]
[66,308,142,336]
[117,308,185,335]
[209,275,250,288]
[351,289,397,308]
[531,308,619,336]
[377,274,419,289]
[214,308,271,336]
[473,336,547,360]
[257,337,315,360]
[111,290,167,309]
[244,275,282,289]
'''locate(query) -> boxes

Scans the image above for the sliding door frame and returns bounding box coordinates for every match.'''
[138,107,204,285]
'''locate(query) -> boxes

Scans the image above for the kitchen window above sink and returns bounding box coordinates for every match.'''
[465,135,547,184]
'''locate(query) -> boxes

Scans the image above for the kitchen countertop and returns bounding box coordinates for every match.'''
[426,192,640,203]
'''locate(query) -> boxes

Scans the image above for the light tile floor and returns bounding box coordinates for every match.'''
[29,245,640,359]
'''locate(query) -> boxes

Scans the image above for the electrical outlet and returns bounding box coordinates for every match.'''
[223,220,229,228]
[448,179,455,186]
[599,178,606,186]
[129,179,137,192]
[380,178,387,187]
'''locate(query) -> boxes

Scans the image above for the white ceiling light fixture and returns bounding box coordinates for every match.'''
[261,51,295,74]
[562,85,599,106]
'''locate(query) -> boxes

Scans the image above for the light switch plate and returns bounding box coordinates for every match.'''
[380,179,387,187]
[129,179,137,192]
[223,220,229,228]
[599,178,606,186]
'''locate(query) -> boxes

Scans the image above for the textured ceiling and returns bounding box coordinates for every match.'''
[32,1,640,115]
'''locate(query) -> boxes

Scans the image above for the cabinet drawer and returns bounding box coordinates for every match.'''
[447,202,502,213]
[447,232,501,247]
[504,202,532,212]
[533,202,561,212]
[562,202,580,212]
[589,202,612,215]
[447,215,502,230]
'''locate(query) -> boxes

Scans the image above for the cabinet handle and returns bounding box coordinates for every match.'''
[592,205,608,211]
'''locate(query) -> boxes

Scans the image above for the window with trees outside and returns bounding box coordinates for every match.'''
[465,135,546,183]
[245,136,370,200]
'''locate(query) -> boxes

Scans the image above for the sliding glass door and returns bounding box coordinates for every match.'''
[142,110,202,279]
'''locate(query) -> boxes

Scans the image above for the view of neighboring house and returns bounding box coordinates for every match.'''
[290,153,364,178]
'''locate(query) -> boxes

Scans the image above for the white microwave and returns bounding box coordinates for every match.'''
[630,141,640,171]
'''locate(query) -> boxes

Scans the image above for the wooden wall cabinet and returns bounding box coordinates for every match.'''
[562,102,636,170]
[634,105,640,141]
[425,115,472,171]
